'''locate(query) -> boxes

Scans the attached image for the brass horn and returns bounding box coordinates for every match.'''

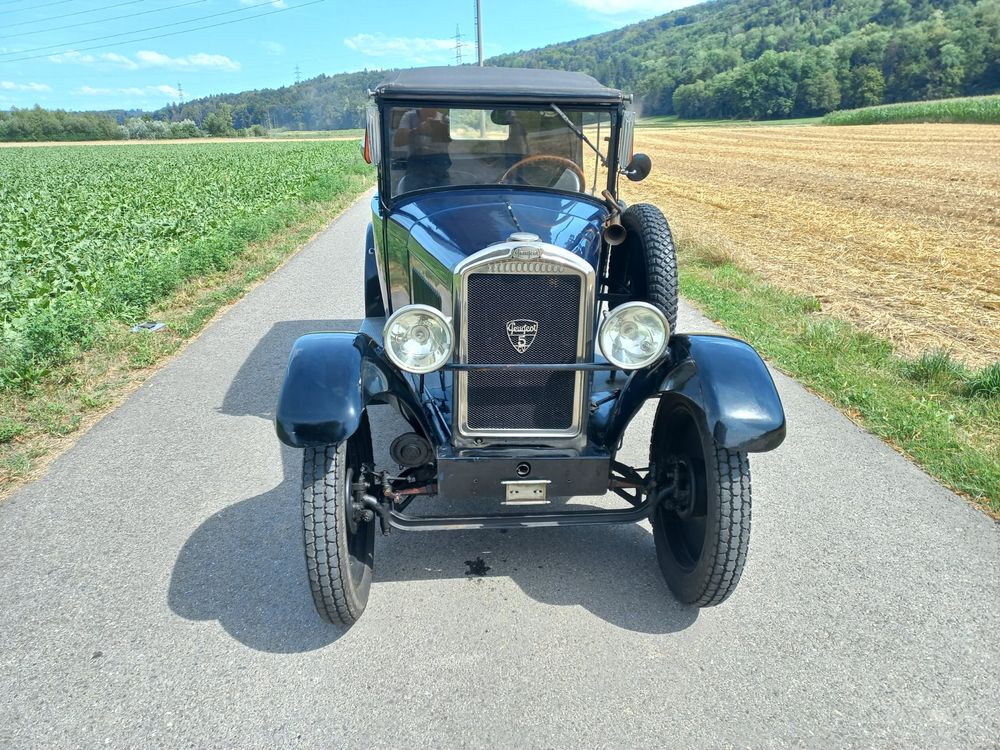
[602,213,627,246]
[601,189,627,246]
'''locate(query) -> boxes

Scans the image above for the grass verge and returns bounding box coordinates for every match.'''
[0,174,372,500]
[678,245,999,518]
[822,94,1000,125]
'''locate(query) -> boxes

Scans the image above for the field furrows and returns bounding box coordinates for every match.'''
[628,124,1000,366]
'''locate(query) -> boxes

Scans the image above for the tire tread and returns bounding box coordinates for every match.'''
[692,446,751,606]
[302,443,362,625]
[621,203,679,331]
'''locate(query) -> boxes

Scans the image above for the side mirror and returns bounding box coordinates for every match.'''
[624,153,652,182]
[490,109,515,125]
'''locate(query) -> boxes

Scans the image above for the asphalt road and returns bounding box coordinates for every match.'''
[1,192,997,748]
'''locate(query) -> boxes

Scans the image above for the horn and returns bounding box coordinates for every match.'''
[603,213,627,246]
[601,189,627,246]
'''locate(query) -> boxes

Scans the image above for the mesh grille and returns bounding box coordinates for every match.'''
[465,272,581,431]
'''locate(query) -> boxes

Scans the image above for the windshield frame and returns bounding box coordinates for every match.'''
[376,98,624,208]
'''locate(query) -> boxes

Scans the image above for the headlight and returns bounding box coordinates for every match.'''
[598,301,670,370]
[383,304,453,373]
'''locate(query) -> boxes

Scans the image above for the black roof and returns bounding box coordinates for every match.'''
[374,66,624,104]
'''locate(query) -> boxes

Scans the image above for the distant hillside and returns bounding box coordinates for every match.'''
[490,0,1000,119]
[153,69,390,131]
[138,0,1000,127]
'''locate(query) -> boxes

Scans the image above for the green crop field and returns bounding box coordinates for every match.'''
[0,141,371,391]
[822,95,1000,126]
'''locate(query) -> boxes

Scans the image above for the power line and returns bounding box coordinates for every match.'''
[0,0,76,18]
[3,0,149,29]
[2,0,208,40]
[0,0,298,57]
[0,0,326,64]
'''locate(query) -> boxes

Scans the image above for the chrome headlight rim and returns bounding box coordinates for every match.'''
[598,301,671,370]
[382,303,454,374]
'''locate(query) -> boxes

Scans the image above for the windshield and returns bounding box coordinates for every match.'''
[386,105,613,198]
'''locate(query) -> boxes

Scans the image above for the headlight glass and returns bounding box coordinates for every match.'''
[383,304,453,373]
[598,301,670,370]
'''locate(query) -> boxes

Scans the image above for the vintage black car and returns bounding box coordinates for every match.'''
[275,67,786,626]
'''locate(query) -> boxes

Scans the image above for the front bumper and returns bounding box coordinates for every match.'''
[436,446,611,501]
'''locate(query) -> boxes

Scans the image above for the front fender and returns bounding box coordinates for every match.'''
[275,331,428,448]
[594,334,786,453]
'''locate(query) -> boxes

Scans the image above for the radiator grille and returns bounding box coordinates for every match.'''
[465,272,581,431]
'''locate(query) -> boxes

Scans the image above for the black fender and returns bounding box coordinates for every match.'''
[593,334,786,453]
[275,331,429,448]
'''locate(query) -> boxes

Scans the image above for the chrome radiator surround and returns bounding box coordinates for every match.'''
[452,242,596,448]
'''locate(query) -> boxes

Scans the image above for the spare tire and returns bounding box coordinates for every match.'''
[607,203,678,332]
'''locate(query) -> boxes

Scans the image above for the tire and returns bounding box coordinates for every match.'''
[301,415,376,626]
[609,203,679,332]
[650,400,751,606]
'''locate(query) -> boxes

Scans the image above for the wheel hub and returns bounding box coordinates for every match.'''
[667,456,697,519]
[345,468,374,534]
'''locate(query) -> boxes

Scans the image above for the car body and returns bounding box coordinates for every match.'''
[275,67,786,626]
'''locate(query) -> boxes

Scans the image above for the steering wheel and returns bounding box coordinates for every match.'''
[500,155,586,191]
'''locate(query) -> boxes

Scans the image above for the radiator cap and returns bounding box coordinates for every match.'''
[508,232,539,243]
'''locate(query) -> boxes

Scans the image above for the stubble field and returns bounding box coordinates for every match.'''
[626,123,1000,368]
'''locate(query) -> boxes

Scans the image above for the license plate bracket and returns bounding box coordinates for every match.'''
[502,479,551,505]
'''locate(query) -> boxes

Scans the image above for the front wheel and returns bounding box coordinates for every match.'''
[650,400,751,606]
[301,416,376,626]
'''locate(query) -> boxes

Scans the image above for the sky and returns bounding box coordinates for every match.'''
[0,0,694,111]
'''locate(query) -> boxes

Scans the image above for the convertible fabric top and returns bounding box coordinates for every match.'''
[374,66,625,104]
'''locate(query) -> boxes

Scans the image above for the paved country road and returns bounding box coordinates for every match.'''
[1,193,997,748]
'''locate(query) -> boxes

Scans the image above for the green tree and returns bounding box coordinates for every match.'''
[848,65,886,108]
[203,103,235,136]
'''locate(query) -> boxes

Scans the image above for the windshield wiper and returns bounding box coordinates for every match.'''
[550,103,607,168]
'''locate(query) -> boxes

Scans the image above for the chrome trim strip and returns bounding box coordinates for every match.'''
[452,242,596,448]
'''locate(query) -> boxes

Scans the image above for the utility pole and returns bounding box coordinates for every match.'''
[294,64,301,85]
[475,0,485,134]
[177,82,184,104]
[454,24,463,65]
[474,0,483,66]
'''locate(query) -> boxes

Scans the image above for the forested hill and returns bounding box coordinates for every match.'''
[144,0,999,126]
[490,0,1000,119]
[153,69,389,131]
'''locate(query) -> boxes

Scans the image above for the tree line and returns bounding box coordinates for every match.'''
[0,104,268,141]
[153,70,387,131]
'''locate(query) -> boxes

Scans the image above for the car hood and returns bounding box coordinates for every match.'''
[390,188,608,271]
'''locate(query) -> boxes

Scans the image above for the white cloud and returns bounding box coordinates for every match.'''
[567,0,692,14]
[98,52,140,69]
[76,84,180,98]
[1,80,51,92]
[78,85,146,96]
[134,50,240,71]
[261,40,285,56]
[49,49,239,71]
[344,33,454,64]
[48,51,138,68]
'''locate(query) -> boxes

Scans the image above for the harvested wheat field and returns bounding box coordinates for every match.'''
[625,124,1000,367]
